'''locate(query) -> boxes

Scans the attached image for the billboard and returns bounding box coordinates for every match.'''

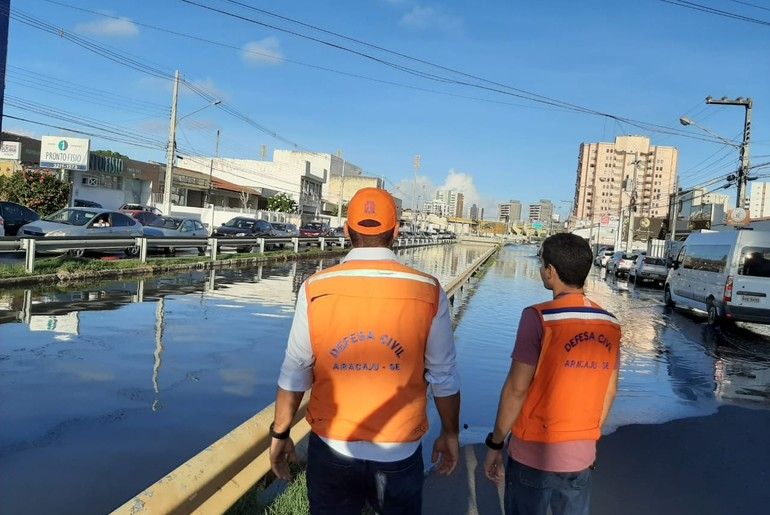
[0,141,21,160]
[39,136,90,171]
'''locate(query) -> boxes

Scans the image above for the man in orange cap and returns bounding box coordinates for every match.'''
[270,187,460,514]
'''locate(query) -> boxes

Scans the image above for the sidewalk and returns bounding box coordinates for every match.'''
[423,405,770,514]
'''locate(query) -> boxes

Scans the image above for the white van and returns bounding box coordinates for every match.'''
[664,229,770,325]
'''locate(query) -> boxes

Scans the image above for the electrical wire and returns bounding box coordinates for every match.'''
[659,0,770,27]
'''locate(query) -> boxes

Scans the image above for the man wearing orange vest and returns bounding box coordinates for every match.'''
[270,188,461,514]
[484,233,621,515]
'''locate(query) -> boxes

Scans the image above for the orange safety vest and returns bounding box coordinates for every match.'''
[512,293,621,443]
[305,259,440,443]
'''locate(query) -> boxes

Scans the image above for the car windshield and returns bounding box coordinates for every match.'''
[150,217,182,230]
[739,247,770,278]
[43,209,98,226]
[272,223,287,231]
[224,218,255,229]
[644,257,665,265]
[622,254,634,260]
[302,223,325,230]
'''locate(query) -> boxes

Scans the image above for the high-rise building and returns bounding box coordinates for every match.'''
[573,135,678,222]
[750,182,770,219]
[469,204,479,221]
[498,200,522,223]
[480,207,485,221]
[529,200,554,222]
[427,189,465,217]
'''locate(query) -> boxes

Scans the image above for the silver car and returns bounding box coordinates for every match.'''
[142,216,209,255]
[18,207,143,257]
[629,255,668,285]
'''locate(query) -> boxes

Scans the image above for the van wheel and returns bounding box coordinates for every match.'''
[664,286,675,308]
[707,302,719,326]
[164,247,176,256]
[197,247,207,256]
[125,246,140,257]
[68,248,85,258]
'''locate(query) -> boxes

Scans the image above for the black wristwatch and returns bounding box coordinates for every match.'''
[485,432,505,450]
[269,422,291,440]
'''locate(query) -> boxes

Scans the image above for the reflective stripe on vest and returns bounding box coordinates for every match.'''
[306,260,439,443]
[512,294,621,444]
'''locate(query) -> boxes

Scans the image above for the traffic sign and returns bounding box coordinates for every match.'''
[600,214,610,226]
[532,221,544,230]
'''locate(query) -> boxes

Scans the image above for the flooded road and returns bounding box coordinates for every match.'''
[2,243,769,514]
[0,243,489,515]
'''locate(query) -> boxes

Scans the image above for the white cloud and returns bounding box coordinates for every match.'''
[393,169,496,218]
[242,37,284,66]
[399,5,463,33]
[75,17,139,37]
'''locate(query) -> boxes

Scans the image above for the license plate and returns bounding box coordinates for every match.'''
[742,296,761,304]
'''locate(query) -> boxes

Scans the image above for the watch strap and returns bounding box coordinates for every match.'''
[485,432,505,450]
[269,422,291,440]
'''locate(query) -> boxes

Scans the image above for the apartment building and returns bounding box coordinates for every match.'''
[750,182,770,219]
[529,200,554,222]
[573,135,678,222]
[498,200,522,223]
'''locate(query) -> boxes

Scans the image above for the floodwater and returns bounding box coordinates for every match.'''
[0,243,490,515]
[2,244,769,514]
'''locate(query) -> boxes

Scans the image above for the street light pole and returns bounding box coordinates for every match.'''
[206,129,220,206]
[626,155,642,252]
[336,150,345,227]
[412,155,421,233]
[163,70,180,215]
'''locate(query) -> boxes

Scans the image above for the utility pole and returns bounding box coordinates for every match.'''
[0,0,9,135]
[163,70,180,215]
[413,154,421,233]
[668,187,679,242]
[335,150,346,227]
[206,129,220,206]
[626,155,641,252]
[705,96,752,208]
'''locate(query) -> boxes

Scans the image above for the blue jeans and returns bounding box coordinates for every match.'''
[306,432,424,515]
[504,456,592,515]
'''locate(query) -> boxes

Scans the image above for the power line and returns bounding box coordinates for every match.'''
[727,0,770,13]
[659,0,770,27]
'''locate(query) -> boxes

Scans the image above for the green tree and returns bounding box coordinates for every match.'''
[331,203,348,216]
[267,193,298,213]
[0,170,70,215]
[93,150,129,159]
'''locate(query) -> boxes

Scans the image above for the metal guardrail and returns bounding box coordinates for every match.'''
[444,244,499,303]
[110,239,492,514]
[2,235,455,273]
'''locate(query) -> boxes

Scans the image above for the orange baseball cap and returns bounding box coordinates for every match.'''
[346,188,398,235]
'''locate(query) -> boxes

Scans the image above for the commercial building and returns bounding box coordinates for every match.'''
[750,182,770,219]
[498,200,522,223]
[674,188,730,231]
[529,200,554,223]
[573,135,678,222]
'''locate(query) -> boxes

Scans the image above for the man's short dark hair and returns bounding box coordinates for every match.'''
[540,233,593,288]
[348,226,395,248]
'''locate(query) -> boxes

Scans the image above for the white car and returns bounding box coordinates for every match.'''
[665,229,770,325]
[595,249,614,267]
[606,251,637,278]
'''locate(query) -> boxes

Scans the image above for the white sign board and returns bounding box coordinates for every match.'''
[39,136,90,171]
[0,141,21,160]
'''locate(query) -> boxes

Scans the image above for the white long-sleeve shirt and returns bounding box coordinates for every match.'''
[277,247,460,461]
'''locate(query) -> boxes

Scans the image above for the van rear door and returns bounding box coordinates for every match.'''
[732,246,770,310]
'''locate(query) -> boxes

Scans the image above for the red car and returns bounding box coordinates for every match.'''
[120,203,162,217]
[299,222,330,238]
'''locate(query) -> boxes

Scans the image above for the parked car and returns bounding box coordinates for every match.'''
[299,222,330,238]
[606,250,637,278]
[18,207,143,257]
[629,255,668,285]
[74,199,103,208]
[143,216,209,255]
[128,211,162,226]
[270,222,299,238]
[665,229,770,325]
[120,203,162,216]
[328,226,345,238]
[594,247,614,267]
[0,201,39,237]
[214,217,273,253]
[0,213,4,237]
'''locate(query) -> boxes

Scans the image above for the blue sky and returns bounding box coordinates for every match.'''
[5,0,770,218]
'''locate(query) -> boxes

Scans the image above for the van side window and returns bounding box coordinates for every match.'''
[739,247,770,278]
[683,245,731,273]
